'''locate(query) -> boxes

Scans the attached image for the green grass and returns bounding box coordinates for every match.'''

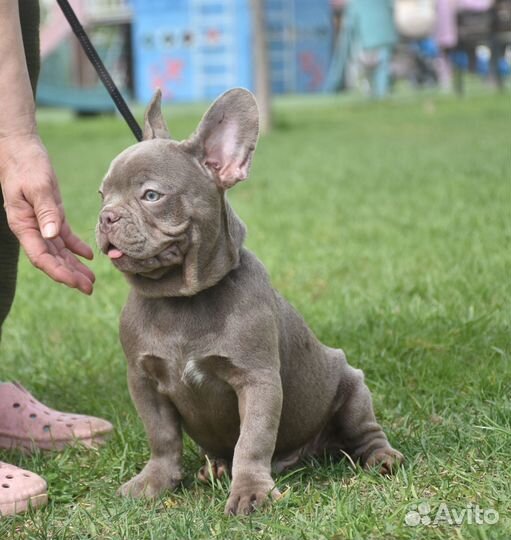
[1,91,510,539]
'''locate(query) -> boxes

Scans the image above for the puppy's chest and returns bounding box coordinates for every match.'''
[122,298,229,398]
[138,340,219,395]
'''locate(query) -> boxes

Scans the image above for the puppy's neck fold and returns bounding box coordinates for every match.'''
[125,196,246,298]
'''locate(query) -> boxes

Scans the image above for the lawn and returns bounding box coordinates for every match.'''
[0,91,509,539]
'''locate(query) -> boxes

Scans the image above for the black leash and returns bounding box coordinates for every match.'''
[56,0,143,142]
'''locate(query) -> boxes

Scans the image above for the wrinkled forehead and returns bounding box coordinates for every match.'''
[100,140,197,193]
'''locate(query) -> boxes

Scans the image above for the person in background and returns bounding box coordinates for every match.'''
[348,0,398,98]
[324,0,397,97]
[490,0,511,88]
[434,0,459,89]
[0,0,113,518]
[435,0,495,90]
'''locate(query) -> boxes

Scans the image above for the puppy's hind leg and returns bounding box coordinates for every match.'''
[331,352,403,475]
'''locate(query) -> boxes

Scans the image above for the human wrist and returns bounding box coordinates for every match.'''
[0,67,38,145]
[0,133,45,181]
[0,113,38,142]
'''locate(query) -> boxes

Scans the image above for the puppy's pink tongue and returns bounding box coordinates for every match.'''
[108,247,124,259]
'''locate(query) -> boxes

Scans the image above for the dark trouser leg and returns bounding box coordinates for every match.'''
[19,0,40,96]
[0,196,19,334]
[0,0,40,336]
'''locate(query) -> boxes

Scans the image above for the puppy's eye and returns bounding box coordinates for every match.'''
[142,190,162,202]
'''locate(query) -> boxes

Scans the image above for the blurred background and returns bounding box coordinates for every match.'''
[37,0,511,118]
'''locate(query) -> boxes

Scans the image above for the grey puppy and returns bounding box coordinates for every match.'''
[96,88,403,516]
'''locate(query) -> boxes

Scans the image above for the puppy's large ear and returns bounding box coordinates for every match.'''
[143,89,171,140]
[184,88,259,189]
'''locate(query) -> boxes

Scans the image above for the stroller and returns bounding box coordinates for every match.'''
[392,0,438,88]
[392,37,439,88]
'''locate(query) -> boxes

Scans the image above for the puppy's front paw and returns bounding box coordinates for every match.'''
[118,460,182,499]
[363,446,404,475]
[224,474,279,516]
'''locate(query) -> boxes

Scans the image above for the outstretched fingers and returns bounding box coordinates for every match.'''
[18,227,94,295]
[59,220,94,261]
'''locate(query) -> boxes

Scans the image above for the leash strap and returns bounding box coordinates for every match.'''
[56,0,143,141]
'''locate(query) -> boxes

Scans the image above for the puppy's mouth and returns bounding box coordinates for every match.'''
[106,243,124,260]
[99,235,189,279]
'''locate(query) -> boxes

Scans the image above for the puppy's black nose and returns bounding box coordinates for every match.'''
[100,209,121,230]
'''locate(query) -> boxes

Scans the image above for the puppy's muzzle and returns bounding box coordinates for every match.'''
[99,208,121,233]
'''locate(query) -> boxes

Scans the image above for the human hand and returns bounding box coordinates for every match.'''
[0,135,95,294]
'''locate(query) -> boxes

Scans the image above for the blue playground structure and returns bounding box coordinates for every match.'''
[38,0,333,108]
[130,0,333,102]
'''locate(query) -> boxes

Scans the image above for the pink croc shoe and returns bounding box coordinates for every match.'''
[0,462,47,517]
[0,382,113,452]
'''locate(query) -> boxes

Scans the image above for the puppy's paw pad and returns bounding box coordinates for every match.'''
[364,447,404,475]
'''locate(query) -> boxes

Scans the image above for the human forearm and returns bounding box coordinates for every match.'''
[0,1,95,294]
[0,0,37,141]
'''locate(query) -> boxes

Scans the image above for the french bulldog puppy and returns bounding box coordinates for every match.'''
[96,89,403,515]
